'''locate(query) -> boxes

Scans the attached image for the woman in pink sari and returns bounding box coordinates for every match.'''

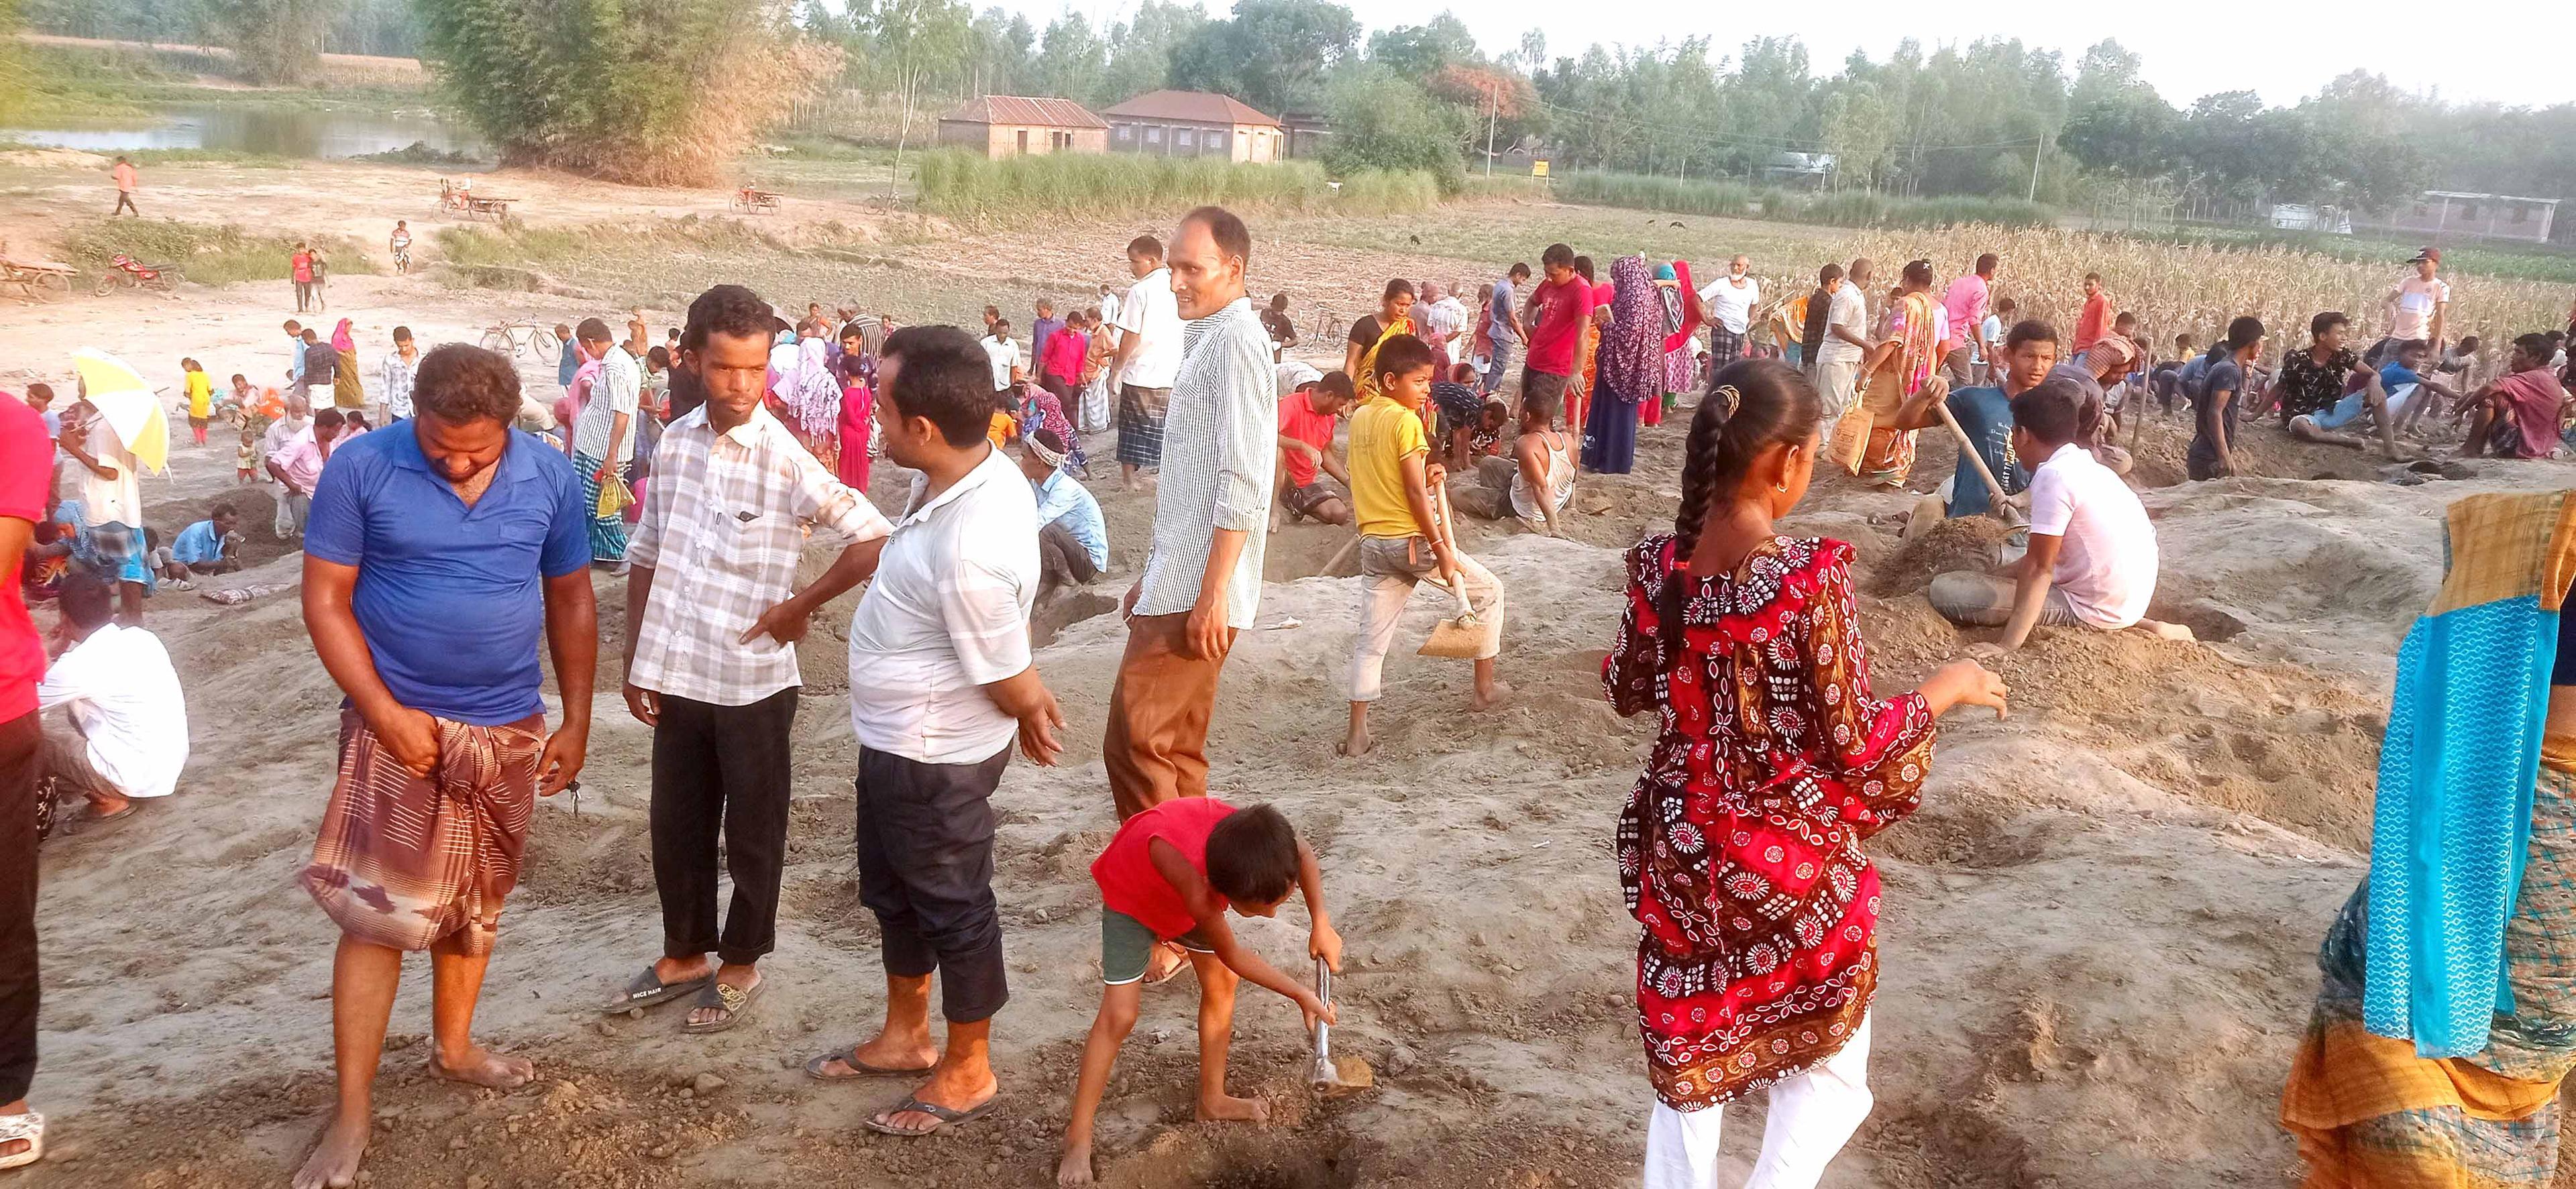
[1831,260,1941,487]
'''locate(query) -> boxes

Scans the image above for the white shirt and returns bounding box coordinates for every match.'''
[572,347,643,462]
[1134,298,1277,627]
[1112,268,1184,390]
[980,334,1020,391]
[1817,284,1868,365]
[38,623,188,798]
[845,448,1039,764]
[379,349,420,420]
[78,418,144,526]
[1421,296,1468,345]
[2027,443,2157,629]
[1697,275,1760,334]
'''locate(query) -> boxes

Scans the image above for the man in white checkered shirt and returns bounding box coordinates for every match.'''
[609,284,894,1034]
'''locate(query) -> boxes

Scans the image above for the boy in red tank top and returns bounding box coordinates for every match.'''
[1057,800,1340,1186]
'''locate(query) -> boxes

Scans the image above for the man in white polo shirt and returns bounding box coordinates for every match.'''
[1105,235,1183,490]
[1928,377,2169,651]
[36,567,187,824]
[804,324,1063,1141]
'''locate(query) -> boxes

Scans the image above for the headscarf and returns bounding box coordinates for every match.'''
[1662,260,1704,353]
[786,336,839,438]
[1596,254,1664,400]
[331,319,354,352]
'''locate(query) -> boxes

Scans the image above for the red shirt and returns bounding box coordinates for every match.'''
[1091,797,1238,940]
[0,395,50,721]
[1277,390,1336,488]
[1042,327,1087,384]
[1525,276,1591,377]
[292,251,315,284]
[2073,292,2110,353]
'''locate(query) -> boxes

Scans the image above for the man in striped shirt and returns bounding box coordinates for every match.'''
[609,284,894,1033]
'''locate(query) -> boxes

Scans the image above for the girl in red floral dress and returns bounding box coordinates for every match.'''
[1605,358,2008,1188]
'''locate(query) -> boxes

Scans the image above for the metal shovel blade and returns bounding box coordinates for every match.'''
[1307,957,1373,1096]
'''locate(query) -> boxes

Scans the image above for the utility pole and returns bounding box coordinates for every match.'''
[2029,135,2043,203]
[1486,84,1497,178]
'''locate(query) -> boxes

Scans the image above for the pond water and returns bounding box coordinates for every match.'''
[1,103,483,160]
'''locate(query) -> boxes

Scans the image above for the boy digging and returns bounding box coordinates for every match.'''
[1340,333,1507,758]
[1057,800,1340,1186]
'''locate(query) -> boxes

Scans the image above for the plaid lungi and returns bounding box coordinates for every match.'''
[575,451,631,563]
[1705,326,1744,396]
[301,707,545,954]
[1115,384,1170,467]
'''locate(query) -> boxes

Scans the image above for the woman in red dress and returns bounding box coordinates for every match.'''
[1604,358,2007,1188]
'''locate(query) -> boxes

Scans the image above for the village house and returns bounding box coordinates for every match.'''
[1102,90,1283,164]
[934,96,1108,158]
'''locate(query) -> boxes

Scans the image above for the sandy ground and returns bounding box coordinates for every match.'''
[7,152,2576,1188]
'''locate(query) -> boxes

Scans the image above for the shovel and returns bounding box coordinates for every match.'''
[1417,486,1487,660]
[1929,394,2028,528]
[1307,956,1373,1097]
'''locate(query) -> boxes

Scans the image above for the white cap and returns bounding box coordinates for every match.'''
[1275,360,1324,398]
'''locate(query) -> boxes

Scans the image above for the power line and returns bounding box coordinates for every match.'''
[1530,96,2045,155]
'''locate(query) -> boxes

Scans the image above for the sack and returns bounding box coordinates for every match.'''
[595,470,634,520]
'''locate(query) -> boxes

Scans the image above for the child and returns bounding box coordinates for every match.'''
[1448,396,1572,536]
[1430,361,1485,469]
[1341,333,1507,759]
[181,357,213,445]
[1056,799,1339,1187]
[2151,333,2194,416]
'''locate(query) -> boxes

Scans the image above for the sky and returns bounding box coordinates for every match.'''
[1014,0,2564,111]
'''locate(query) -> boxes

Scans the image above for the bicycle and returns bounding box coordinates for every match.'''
[479,319,560,366]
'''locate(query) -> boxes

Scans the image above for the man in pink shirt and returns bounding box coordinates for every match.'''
[2461,333,2572,461]
[1518,243,1588,427]
[2073,272,2110,353]
[0,388,50,1170]
[1039,313,1089,406]
[110,156,138,217]
[1940,253,1996,388]
[265,407,345,538]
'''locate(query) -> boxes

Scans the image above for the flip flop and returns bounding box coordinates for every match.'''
[601,966,710,1014]
[862,1095,999,1137]
[681,977,762,1034]
[1143,941,1193,987]
[804,1047,935,1082]
[89,800,138,824]
[0,1110,43,1171]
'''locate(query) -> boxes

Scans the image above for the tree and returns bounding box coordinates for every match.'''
[1820,81,1892,191]
[205,0,345,85]
[1097,1,1203,105]
[1169,0,1356,115]
[1323,62,1468,182]
[415,0,841,185]
[1367,13,1477,77]
[867,0,972,159]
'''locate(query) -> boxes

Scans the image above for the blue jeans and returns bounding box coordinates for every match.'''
[1483,335,1515,392]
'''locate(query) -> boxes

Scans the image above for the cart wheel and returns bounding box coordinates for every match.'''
[95,277,115,297]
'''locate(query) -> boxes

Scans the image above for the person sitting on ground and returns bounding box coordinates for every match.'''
[167,505,245,579]
[36,567,188,826]
[2189,317,2265,481]
[1341,334,1508,758]
[2043,335,2138,474]
[986,380,1021,449]
[1447,395,1573,536]
[1022,427,1107,601]
[2290,337,2451,457]
[1273,365,1354,529]
[2153,333,2195,416]
[1056,800,1338,1187]
[2461,333,2575,461]
[1889,319,2057,538]
[1930,378,2175,651]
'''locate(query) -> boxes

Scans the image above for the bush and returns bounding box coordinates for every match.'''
[1322,64,1470,191]
[59,219,376,286]
[1556,170,2055,229]
[910,150,1439,222]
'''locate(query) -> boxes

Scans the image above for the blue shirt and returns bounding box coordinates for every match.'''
[304,423,590,724]
[1943,385,2027,518]
[1030,317,1064,373]
[1032,470,1108,569]
[557,341,580,388]
[2379,360,2424,392]
[170,518,226,565]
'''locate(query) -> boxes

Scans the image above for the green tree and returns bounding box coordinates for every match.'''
[1366,12,1477,77]
[205,0,343,84]
[1322,63,1468,183]
[1169,0,1355,115]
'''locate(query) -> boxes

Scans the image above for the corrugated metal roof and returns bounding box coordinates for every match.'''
[938,96,1108,129]
[1102,89,1281,128]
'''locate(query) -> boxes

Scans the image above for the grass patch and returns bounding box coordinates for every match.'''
[58,219,377,286]
[1554,171,2056,229]
[909,149,1439,222]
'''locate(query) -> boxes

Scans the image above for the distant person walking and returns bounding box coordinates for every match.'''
[1485,263,1530,394]
[109,157,138,217]
[290,243,318,314]
[1106,235,1183,491]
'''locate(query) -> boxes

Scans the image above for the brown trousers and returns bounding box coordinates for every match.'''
[1102,612,1238,819]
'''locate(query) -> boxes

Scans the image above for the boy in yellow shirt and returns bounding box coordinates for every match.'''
[1339,333,1507,758]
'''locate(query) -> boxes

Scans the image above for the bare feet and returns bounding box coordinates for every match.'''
[685,963,760,1029]
[1057,1143,1097,1186]
[429,1045,536,1090]
[875,1065,998,1134]
[2139,619,2197,643]
[1336,730,1372,759]
[1195,1092,1271,1124]
[1470,681,1514,712]
[290,1110,368,1189]
[844,1027,940,1077]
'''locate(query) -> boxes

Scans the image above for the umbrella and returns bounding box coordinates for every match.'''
[70,348,170,474]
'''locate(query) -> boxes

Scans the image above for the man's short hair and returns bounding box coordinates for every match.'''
[2457,335,2482,351]
[1035,299,1054,315]
[881,325,998,448]
[2083,271,2103,283]
[2011,378,2085,448]
[1373,333,1435,382]
[1976,252,1998,274]
[1994,297,2017,314]
[1818,262,1843,283]
[682,284,775,353]
[2226,315,2266,351]
[576,317,613,344]
[2516,332,2553,362]
[1127,234,1163,261]
[313,408,346,431]
[2310,311,2349,338]
[1317,370,1356,402]
[24,382,50,404]
[1541,243,1574,269]
[2004,319,2058,351]
[2397,337,2430,355]
[1382,278,1415,301]
[392,325,413,343]
[1181,206,1251,270]
[1902,259,1935,286]
[302,329,319,342]
[411,343,523,425]
[58,565,113,630]
[1205,804,1300,905]
[1509,262,1532,280]
[284,320,301,333]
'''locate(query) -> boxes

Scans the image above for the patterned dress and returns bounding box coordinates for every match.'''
[1605,533,1936,1110]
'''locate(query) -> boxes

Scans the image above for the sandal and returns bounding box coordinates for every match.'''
[1143,941,1193,987]
[862,1095,998,1137]
[0,1110,43,1171]
[681,976,762,1034]
[804,1046,935,1082]
[601,965,709,1014]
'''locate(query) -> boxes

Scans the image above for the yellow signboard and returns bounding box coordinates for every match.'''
[1532,160,1551,178]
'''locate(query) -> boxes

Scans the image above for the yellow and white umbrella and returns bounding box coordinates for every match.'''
[69,348,170,474]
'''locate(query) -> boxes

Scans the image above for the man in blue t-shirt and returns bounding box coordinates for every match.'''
[1890,319,2062,534]
[2290,337,2453,459]
[1484,263,1529,393]
[289,342,595,1189]
[2188,317,2266,481]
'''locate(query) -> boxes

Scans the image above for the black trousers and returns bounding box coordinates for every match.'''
[650,687,797,966]
[1038,521,1101,598]
[854,744,1012,1023]
[1,710,40,1105]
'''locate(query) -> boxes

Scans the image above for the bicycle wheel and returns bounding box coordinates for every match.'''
[480,328,511,353]
[525,328,559,363]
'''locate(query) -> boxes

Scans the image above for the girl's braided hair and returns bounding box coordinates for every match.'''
[1658,357,1822,671]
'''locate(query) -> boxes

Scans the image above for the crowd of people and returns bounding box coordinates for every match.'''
[7,188,2576,1189]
